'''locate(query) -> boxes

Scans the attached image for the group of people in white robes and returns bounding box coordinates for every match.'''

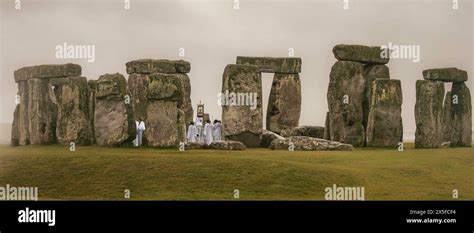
[186,119,222,145]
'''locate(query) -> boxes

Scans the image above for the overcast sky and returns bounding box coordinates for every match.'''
[1,0,472,140]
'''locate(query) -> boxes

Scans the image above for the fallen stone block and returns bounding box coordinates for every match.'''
[289,126,325,138]
[261,130,284,148]
[207,140,246,150]
[269,136,354,151]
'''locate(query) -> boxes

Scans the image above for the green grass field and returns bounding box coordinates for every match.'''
[0,144,472,200]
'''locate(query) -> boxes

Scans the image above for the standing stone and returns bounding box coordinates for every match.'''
[333,44,389,65]
[10,105,19,146]
[442,91,453,142]
[221,64,263,147]
[363,65,390,132]
[177,73,194,124]
[53,76,92,145]
[236,57,302,73]
[88,80,97,144]
[415,80,445,148]
[450,82,472,147]
[145,73,184,147]
[177,109,187,144]
[366,79,403,147]
[145,101,180,147]
[127,73,149,121]
[269,136,354,151]
[266,73,301,134]
[13,63,82,146]
[17,81,30,145]
[324,112,330,140]
[327,61,366,147]
[27,78,58,144]
[94,73,135,146]
[126,59,193,125]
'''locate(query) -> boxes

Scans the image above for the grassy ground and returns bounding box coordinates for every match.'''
[0,144,472,200]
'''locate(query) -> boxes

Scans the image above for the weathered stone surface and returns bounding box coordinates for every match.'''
[54,76,92,145]
[10,105,19,146]
[128,72,192,124]
[94,73,135,146]
[327,61,366,147]
[366,79,403,147]
[95,73,127,100]
[415,80,445,148]
[147,73,183,101]
[324,112,330,140]
[280,129,291,138]
[88,80,97,144]
[208,140,246,150]
[17,81,30,145]
[27,78,58,144]
[145,73,188,145]
[442,91,453,142]
[236,56,302,73]
[177,74,193,125]
[363,65,390,131]
[423,68,468,82]
[185,140,246,150]
[128,73,149,120]
[177,109,186,144]
[269,136,354,151]
[289,126,325,138]
[261,130,284,148]
[333,44,389,65]
[221,64,263,147]
[185,142,205,149]
[145,101,181,147]
[14,63,81,82]
[266,73,301,134]
[126,59,190,74]
[450,82,472,147]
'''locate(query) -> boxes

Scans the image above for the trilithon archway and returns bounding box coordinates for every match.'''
[221,56,302,147]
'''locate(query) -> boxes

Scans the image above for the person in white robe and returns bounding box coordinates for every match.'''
[203,120,214,145]
[213,120,222,141]
[186,122,197,143]
[195,118,203,143]
[136,118,146,147]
